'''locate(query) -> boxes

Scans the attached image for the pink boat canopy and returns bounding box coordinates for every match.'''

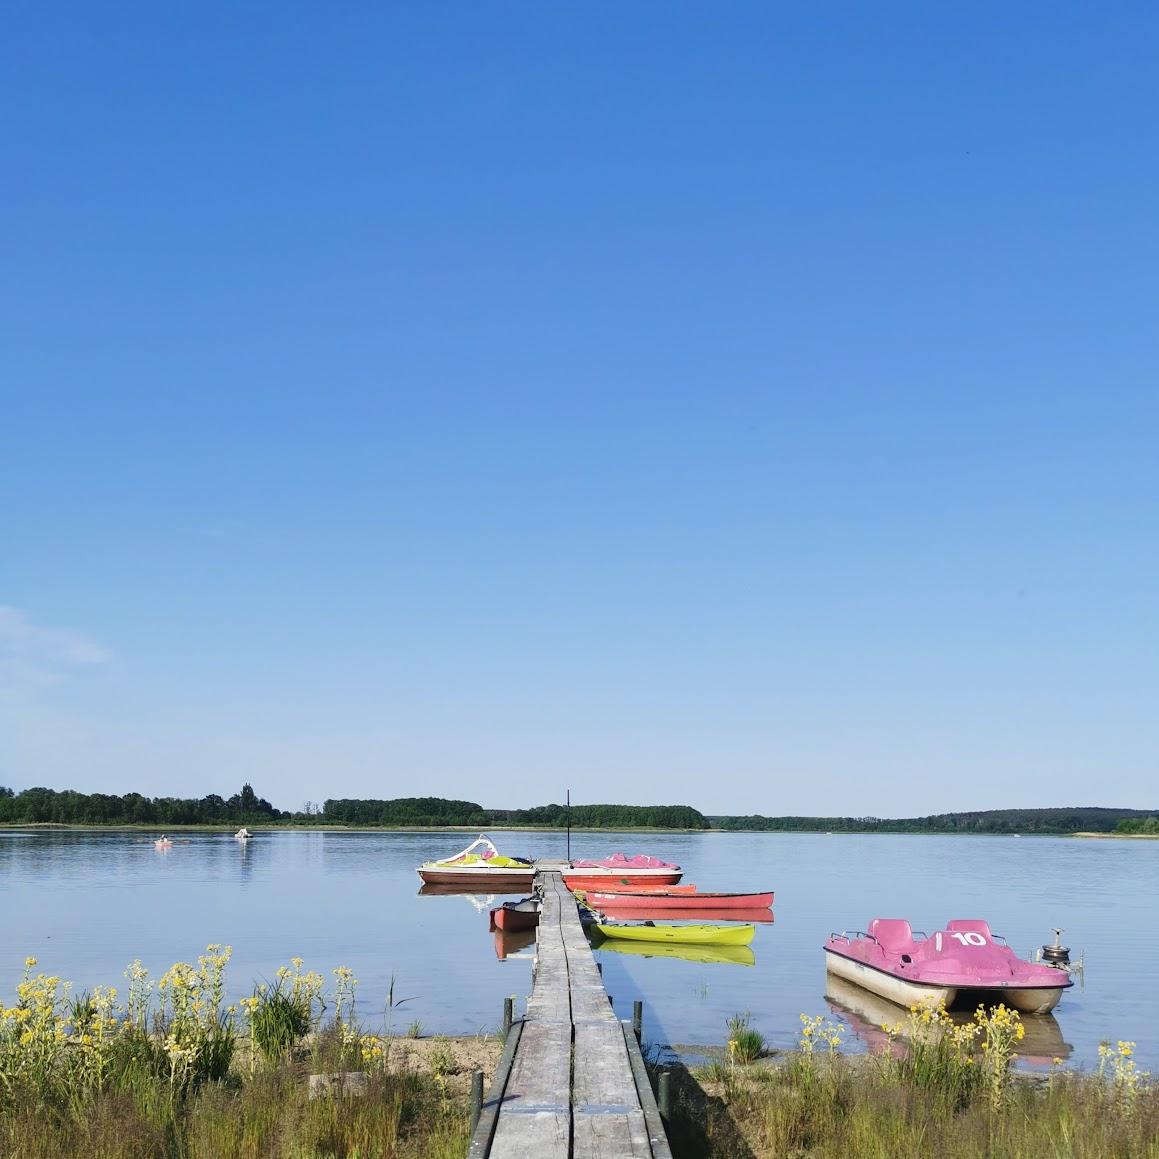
[569,852,679,869]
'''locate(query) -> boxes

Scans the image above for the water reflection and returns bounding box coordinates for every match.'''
[596,940,756,968]
[417,882,525,898]
[416,886,500,914]
[493,929,537,961]
[824,974,1073,1065]
[592,905,774,925]
[3,828,1156,1067]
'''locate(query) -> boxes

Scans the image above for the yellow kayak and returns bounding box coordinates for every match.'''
[594,922,755,946]
[596,939,755,967]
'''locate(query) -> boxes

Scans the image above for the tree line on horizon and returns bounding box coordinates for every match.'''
[713,806,1159,834]
[320,798,709,829]
[2,786,1155,835]
[0,783,281,826]
[0,787,708,830]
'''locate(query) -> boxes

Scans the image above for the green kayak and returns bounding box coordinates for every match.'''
[594,922,755,946]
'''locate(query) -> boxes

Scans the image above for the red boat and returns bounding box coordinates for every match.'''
[596,904,775,924]
[580,889,773,911]
[489,898,540,933]
[572,883,700,896]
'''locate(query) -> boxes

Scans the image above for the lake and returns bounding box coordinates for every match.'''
[2,828,1154,1071]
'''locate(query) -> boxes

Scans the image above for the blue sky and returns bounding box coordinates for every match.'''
[3,4,1157,815]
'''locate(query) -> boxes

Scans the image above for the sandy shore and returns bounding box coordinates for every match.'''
[380,1033,504,1096]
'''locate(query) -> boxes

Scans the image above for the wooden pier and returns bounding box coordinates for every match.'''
[468,872,673,1158]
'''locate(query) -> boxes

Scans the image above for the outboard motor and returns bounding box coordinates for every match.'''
[1040,928,1071,969]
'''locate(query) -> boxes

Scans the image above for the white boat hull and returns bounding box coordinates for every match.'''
[825,950,1067,1014]
[989,986,1067,1015]
[417,865,535,887]
[825,950,955,1009]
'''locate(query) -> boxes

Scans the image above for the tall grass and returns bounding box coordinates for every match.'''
[670,1005,1159,1159]
[726,1013,766,1064]
[0,950,471,1159]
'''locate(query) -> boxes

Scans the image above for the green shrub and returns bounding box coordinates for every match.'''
[726,1013,765,1063]
[248,986,311,1060]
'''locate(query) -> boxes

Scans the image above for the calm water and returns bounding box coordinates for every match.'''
[2,828,1154,1070]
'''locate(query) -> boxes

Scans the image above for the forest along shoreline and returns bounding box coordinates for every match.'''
[2,785,1157,835]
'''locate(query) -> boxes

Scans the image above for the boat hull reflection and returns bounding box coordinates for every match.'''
[493,928,537,961]
[595,939,755,967]
[595,905,773,925]
[824,974,1073,1064]
[418,882,528,898]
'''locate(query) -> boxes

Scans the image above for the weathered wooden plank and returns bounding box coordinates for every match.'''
[571,985,616,1023]
[567,951,604,975]
[483,869,670,1158]
[563,933,596,957]
[489,1109,570,1158]
[525,993,571,1021]
[559,907,587,931]
[526,946,571,1021]
[531,942,567,975]
[466,1019,523,1158]
[500,1019,571,1109]
[574,1019,640,1107]
[572,1110,653,1159]
[621,1020,674,1159]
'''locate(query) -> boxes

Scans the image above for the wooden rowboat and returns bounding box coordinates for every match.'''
[489,898,540,933]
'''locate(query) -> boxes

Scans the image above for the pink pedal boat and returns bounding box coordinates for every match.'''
[824,918,1074,1015]
[562,853,683,889]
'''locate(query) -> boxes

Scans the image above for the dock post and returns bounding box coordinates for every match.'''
[632,1000,643,1043]
[658,1070,672,1121]
[501,996,513,1038]
[469,1070,483,1132]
